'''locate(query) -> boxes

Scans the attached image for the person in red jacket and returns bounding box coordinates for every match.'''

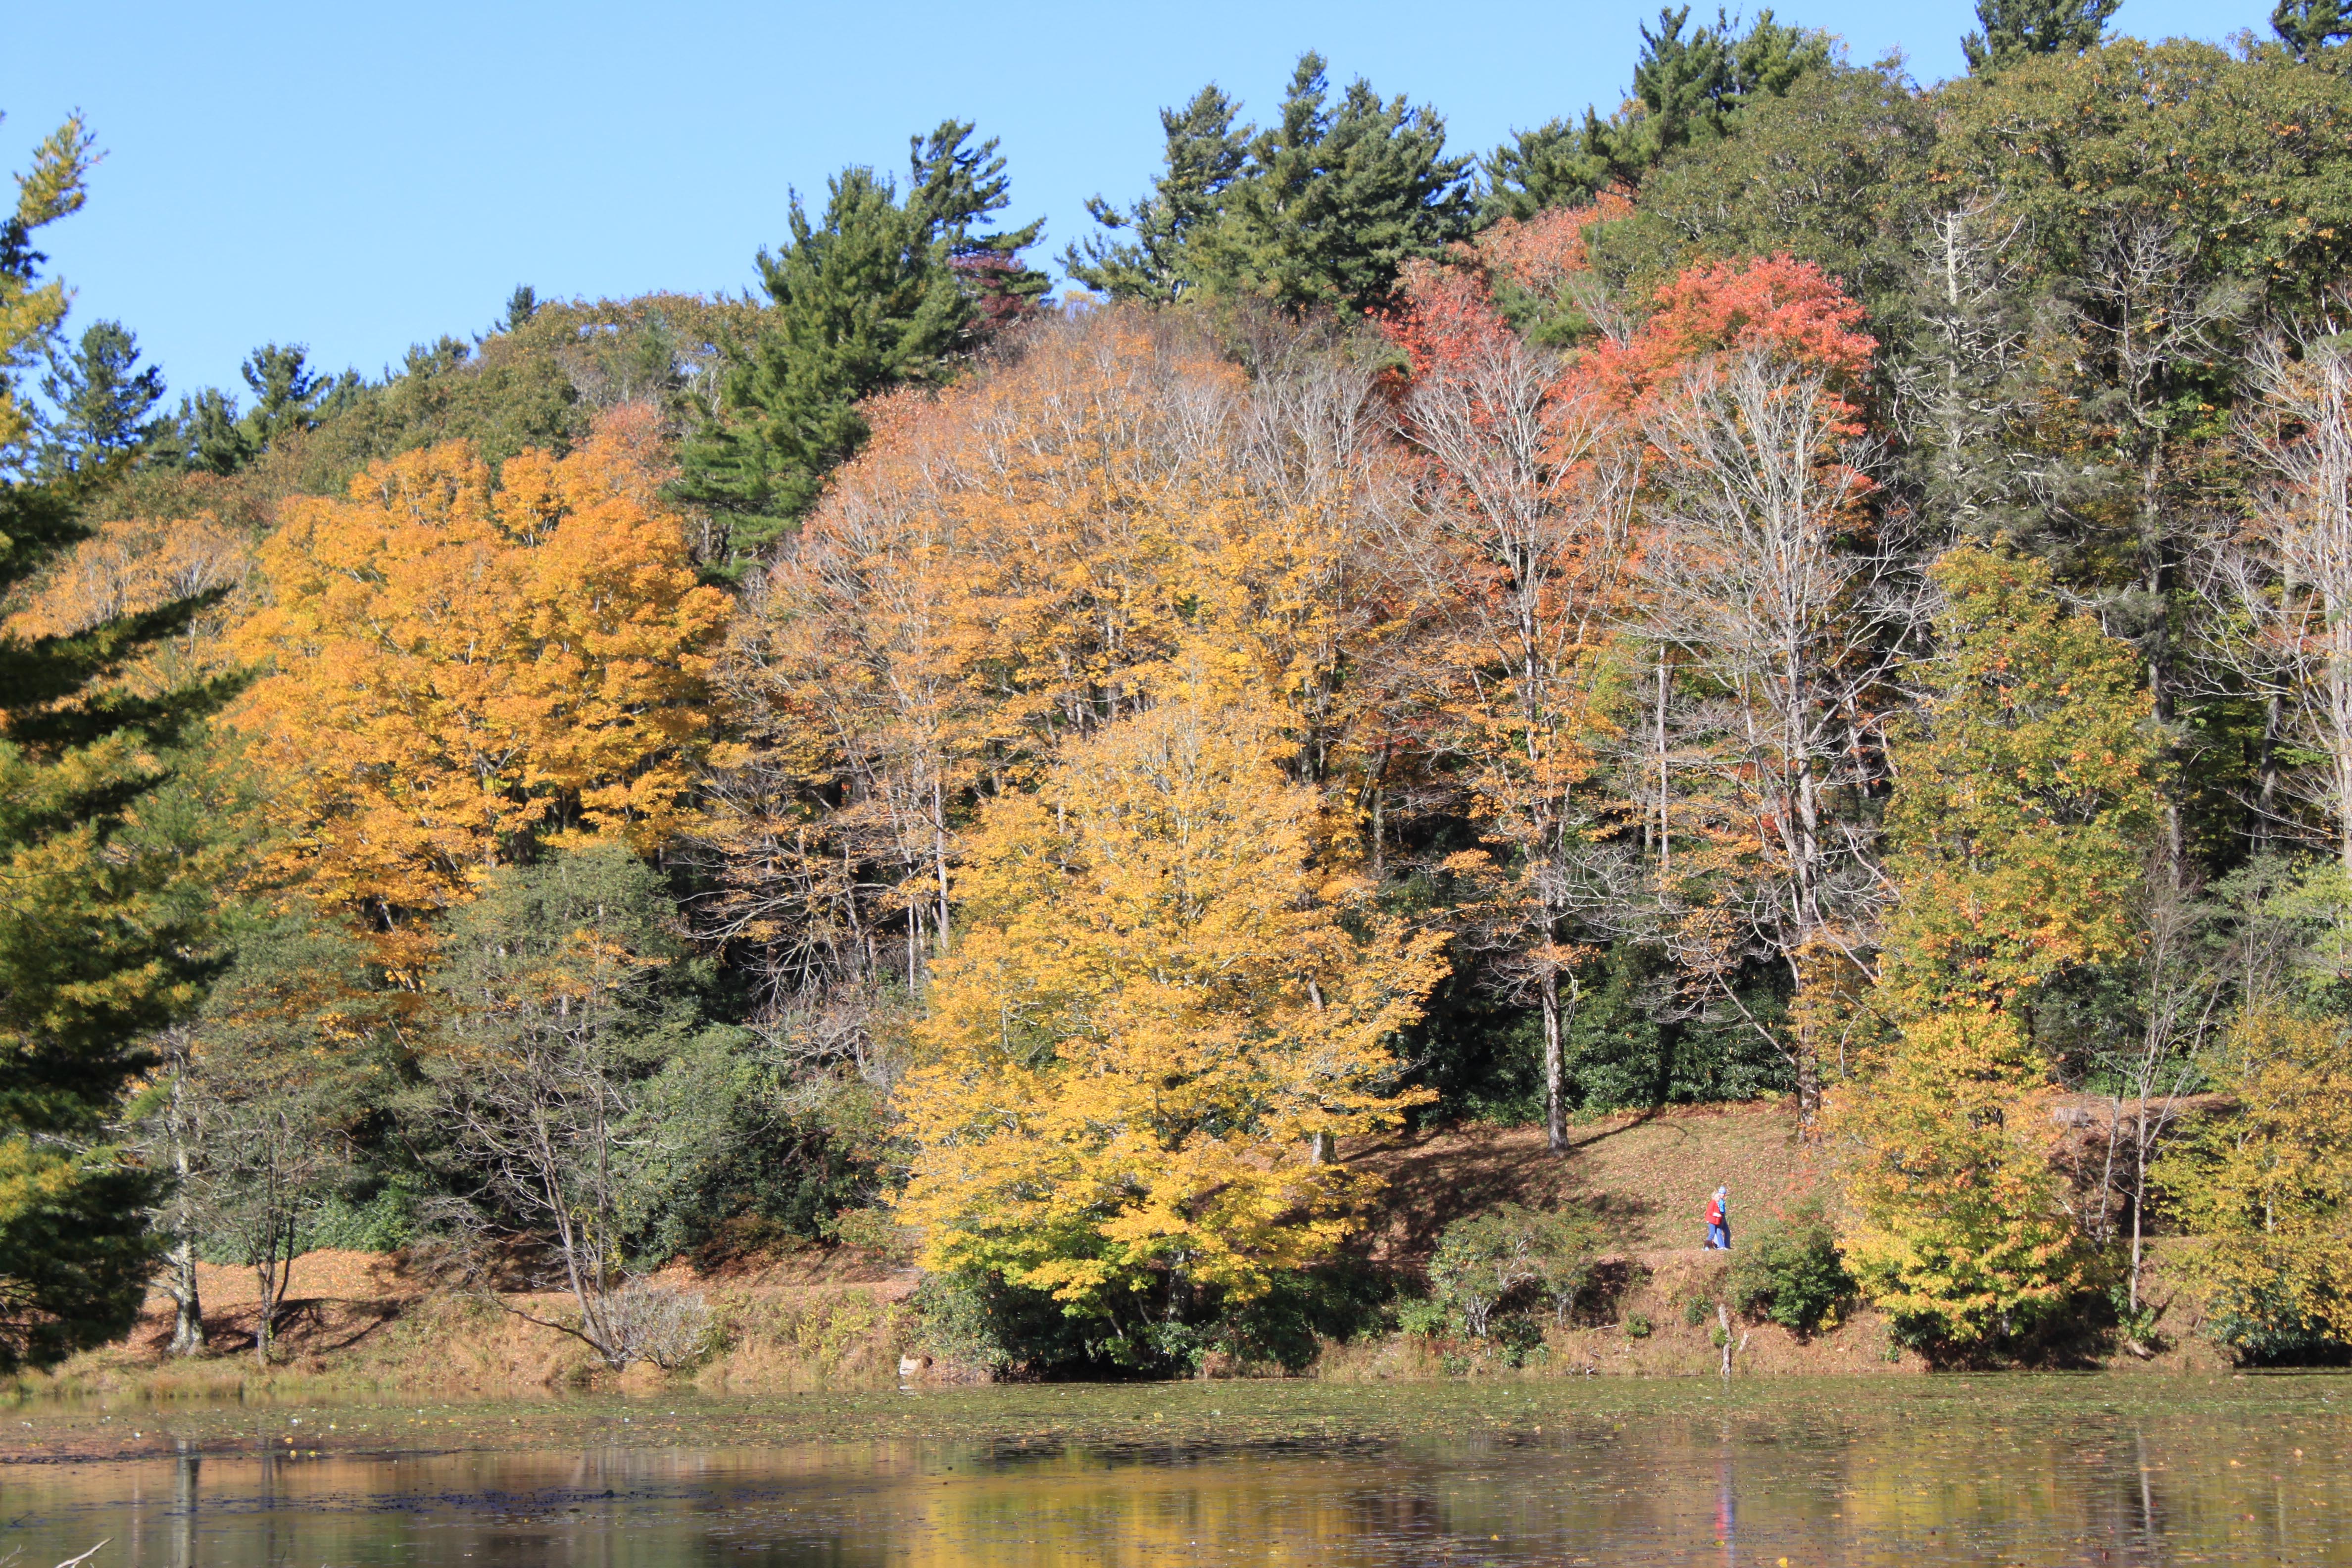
[1703,1185,1731,1249]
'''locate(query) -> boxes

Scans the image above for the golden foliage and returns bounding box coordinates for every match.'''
[2156,1009,2352,1346]
[892,685,1443,1314]
[703,306,1409,1000]
[1878,546,2160,1017]
[1830,1008,2085,1346]
[232,406,732,956]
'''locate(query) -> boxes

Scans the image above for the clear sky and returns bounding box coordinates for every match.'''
[4,0,2275,405]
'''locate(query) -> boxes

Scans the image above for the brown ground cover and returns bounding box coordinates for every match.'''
[1351,1098,1826,1263]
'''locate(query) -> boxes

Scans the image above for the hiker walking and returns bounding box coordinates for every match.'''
[1703,1185,1731,1250]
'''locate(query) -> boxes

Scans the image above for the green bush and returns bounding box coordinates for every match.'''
[1396,1298,1450,1337]
[1726,1199,1853,1336]
[1624,1312,1653,1339]
[1429,1202,1608,1337]
[1681,1295,1711,1327]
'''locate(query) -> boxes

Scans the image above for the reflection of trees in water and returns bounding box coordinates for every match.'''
[171,1444,197,1568]
[21,1395,2352,1566]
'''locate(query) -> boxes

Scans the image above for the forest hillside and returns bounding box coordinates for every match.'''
[6,0,2352,1381]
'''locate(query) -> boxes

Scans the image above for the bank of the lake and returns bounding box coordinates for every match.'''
[16,1103,2237,1405]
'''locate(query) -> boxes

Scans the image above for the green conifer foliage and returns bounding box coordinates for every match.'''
[35,319,166,490]
[0,117,230,1373]
[680,121,1043,569]
[2277,0,2352,60]
[1202,53,1473,314]
[1067,54,1472,313]
[1481,8,1830,221]
[1065,86,1248,302]
[1961,0,2122,73]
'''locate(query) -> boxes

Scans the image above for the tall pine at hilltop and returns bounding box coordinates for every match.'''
[0,112,232,1372]
[1067,52,1475,313]
[680,120,1046,573]
[1481,7,1830,220]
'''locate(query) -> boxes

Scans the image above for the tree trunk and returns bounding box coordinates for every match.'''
[166,1235,204,1357]
[165,1066,204,1356]
[1543,971,1567,1153]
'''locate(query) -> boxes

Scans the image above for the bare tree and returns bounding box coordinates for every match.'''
[1887,198,2035,540]
[1383,286,1644,1149]
[2206,323,2352,869]
[2096,868,2223,1318]
[1637,349,1910,1122]
[143,1027,205,1357]
[421,846,735,1371]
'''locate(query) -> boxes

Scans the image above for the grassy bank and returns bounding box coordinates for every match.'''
[14,1102,2236,1405]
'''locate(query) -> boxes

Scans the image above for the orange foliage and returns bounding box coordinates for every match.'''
[6,514,251,642]
[1471,192,1634,300]
[708,307,1410,998]
[233,406,732,961]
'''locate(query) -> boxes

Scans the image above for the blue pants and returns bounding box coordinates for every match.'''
[1705,1223,1729,1249]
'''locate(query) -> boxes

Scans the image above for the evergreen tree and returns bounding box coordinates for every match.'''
[166,386,251,475]
[679,121,1042,570]
[1065,86,1249,301]
[1480,113,1617,224]
[1962,0,2122,72]
[0,116,229,1373]
[1201,54,1474,314]
[0,114,93,474]
[1067,55,1473,314]
[237,342,347,450]
[35,319,166,489]
[1481,8,1830,221]
[500,284,539,333]
[2276,0,2352,61]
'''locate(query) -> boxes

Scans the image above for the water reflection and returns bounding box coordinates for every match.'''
[5,1381,2350,1566]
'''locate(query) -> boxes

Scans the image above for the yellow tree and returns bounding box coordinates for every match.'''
[702,306,1411,1023]
[1834,546,2160,1348]
[0,112,94,465]
[1832,1009,2083,1349]
[233,406,732,967]
[893,682,1444,1343]
[2155,1009,2352,1354]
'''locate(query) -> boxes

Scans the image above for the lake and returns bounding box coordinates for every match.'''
[2,1374,2345,1565]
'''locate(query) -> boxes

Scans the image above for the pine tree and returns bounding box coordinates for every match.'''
[236,342,351,451]
[1480,8,1830,222]
[1202,54,1474,314]
[169,386,250,475]
[1961,0,2121,72]
[1067,55,1474,315]
[35,319,165,490]
[0,115,229,1372]
[1064,86,1248,301]
[2276,0,2352,60]
[679,121,1042,570]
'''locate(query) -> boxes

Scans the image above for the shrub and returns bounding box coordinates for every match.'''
[1681,1295,1711,1327]
[1726,1199,1853,1335]
[1526,1205,1607,1325]
[1429,1211,1541,1337]
[1396,1297,1450,1337]
[1430,1202,1605,1336]
[602,1283,714,1371]
[1624,1312,1653,1339]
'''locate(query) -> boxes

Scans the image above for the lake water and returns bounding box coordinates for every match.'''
[3,1375,2347,1565]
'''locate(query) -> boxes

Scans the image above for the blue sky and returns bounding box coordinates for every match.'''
[4,0,2274,404]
